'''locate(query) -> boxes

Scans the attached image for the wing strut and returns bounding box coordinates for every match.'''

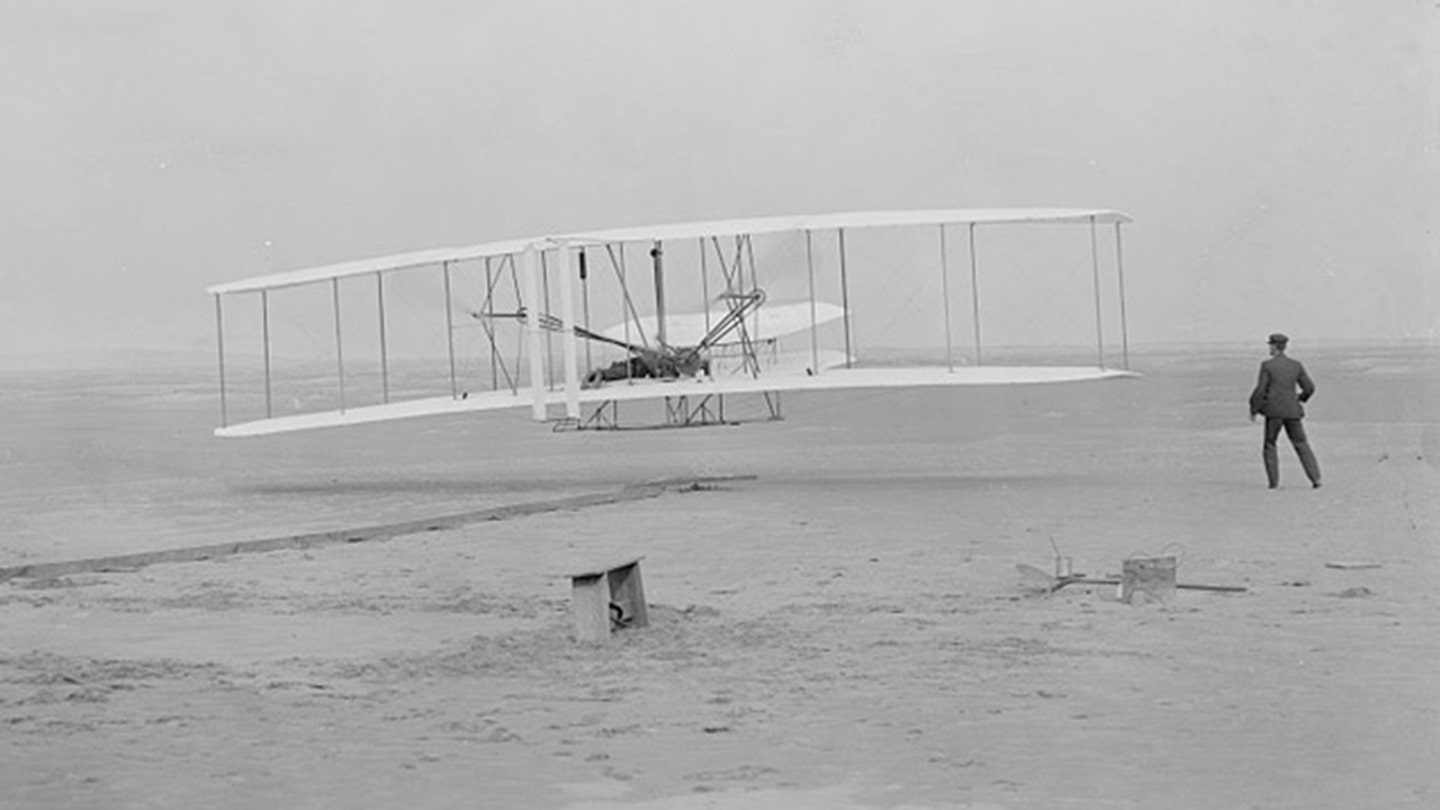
[617,243,635,383]
[1115,222,1130,370]
[214,294,227,427]
[968,223,982,366]
[261,290,273,418]
[443,261,458,398]
[805,230,819,376]
[556,240,581,419]
[332,277,346,412]
[580,248,593,373]
[744,235,760,336]
[698,237,712,342]
[376,272,390,403]
[540,251,554,391]
[1088,216,1105,369]
[939,224,955,372]
[838,229,853,369]
[521,245,546,421]
[651,241,667,346]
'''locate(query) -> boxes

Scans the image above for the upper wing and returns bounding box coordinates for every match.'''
[205,209,1132,297]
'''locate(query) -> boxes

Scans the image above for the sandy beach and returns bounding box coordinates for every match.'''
[2,343,1436,809]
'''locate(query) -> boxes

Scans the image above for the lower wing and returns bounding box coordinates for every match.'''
[215,365,1137,437]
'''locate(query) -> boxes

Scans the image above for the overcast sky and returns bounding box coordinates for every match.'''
[2,1,1435,362]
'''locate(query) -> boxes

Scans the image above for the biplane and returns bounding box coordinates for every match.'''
[206,209,1136,437]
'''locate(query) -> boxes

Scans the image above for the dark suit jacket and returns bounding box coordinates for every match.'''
[1249,354,1315,419]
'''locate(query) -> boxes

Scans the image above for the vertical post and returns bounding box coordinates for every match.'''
[744,235,760,336]
[838,228,853,368]
[376,272,390,404]
[579,249,592,372]
[521,244,547,421]
[746,234,759,293]
[651,240,666,346]
[214,294,227,427]
[620,244,633,383]
[541,252,554,390]
[555,240,581,420]
[1089,216,1105,369]
[443,261,458,397]
[939,224,954,372]
[805,229,819,375]
[484,257,497,391]
[332,278,346,412]
[1114,223,1131,371]
[699,237,711,337]
[260,290,273,418]
[968,223,982,366]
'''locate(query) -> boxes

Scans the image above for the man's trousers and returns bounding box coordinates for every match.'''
[1263,417,1322,488]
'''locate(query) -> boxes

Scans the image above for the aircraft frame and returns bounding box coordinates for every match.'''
[207,209,1136,437]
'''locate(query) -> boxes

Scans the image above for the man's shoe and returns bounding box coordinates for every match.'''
[1312,482,1322,489]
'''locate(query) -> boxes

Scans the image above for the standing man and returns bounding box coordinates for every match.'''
[1249,333,1322,489]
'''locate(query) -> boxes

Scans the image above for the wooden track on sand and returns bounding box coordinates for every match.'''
[0,476,751,583]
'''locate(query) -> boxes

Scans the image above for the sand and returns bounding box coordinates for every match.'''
[2,344,1437,809]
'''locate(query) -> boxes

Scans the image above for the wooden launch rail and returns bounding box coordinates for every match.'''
[0,476,752,583]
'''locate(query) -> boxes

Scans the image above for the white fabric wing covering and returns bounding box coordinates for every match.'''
[215,366,1136,437]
